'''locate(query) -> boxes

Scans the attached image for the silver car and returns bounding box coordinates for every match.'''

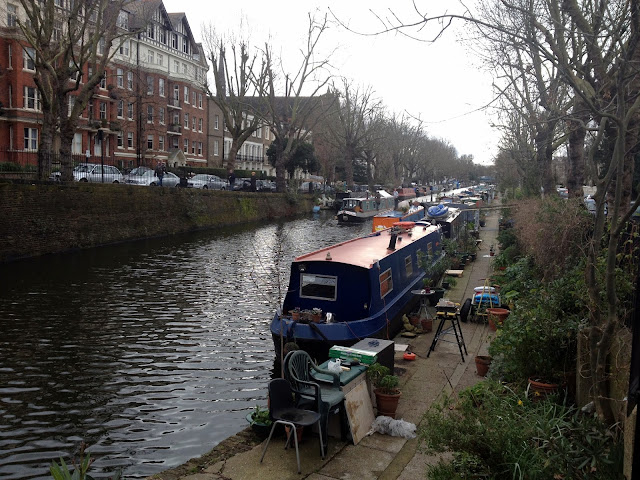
[73,163,123,183]
[187,174,229,190]
[125,170,180,187]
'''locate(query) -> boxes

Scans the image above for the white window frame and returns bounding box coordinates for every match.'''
[24,127,38,150]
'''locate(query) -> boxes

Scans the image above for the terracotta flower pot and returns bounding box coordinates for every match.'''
[420,318,433,333]
[374,389,401,419]
[475,355,492,377]
[290,310,300,321]
[486,307,510,327]
[284,424,304,443]
[528,378,561,401]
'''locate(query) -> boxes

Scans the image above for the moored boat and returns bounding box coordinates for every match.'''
[372,205,426,232]
[336,190,394,224]
[270,221,444,361]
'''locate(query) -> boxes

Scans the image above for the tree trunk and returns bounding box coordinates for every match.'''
[567,100,588,197]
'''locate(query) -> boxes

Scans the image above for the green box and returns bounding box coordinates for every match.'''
[329,346,377,365]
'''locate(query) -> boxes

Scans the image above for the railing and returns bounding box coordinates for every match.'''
[168,98,181,108]
[0,148,126,180]
[167,124,182,134]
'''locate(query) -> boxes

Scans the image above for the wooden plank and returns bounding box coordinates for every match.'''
[445,269,464,277]
[344,380,375,445]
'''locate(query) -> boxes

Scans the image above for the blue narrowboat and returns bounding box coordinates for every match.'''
[270,221,444,361]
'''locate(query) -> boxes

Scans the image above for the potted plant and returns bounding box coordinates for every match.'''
[367,363,401,418]
[246,405,272,438]
[289,307,301,321]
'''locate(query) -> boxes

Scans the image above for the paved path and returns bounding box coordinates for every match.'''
[149,208,501,480]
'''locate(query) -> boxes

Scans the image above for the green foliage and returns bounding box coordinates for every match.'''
[488,260,585,383]
[422,380,623,480]
[249,405,272,426]
[50,443,122,480]
[366,363,399,394]
[0,162,26,172]
[266,139,319,177]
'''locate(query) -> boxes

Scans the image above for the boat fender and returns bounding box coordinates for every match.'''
[403,351,416,361]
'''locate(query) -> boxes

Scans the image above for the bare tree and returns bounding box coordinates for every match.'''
[260,12,335,193]
[202,22,268,174]
[17,0,137,180]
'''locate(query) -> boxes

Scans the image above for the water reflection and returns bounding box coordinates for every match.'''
[0,212,370,479]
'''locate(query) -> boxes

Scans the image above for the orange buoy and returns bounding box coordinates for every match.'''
[393,221,416,229]
[403,351,416,361]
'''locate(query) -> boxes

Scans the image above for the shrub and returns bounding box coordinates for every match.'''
[422,380,624,480]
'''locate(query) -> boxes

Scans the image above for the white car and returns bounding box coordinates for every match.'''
[187,174,229,190]
[125,170,180,187]
[73,163,123,183]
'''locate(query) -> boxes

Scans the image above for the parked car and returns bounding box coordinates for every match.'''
[187,174,229,190]
[256,180,276,192]
[125,170,180,187]
[233,178,252,191]
[72,163,123,183]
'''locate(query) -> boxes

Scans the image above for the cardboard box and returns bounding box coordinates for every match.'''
[329,346,377,365]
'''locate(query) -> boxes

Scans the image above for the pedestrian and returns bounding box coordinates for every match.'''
[155,162,165,186]
[250,171,257,192]
[228,169,236,188]
[393,189,399,208]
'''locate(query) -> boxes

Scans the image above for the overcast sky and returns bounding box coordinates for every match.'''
[162,0,499,166]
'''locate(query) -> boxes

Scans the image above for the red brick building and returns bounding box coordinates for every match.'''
[0,0,209,171]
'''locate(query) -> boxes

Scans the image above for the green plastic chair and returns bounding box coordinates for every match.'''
[284,350,347,452]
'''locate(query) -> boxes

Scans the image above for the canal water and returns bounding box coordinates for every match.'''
[0,211,371,479]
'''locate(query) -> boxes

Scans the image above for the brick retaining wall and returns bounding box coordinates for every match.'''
[0,183,314,262]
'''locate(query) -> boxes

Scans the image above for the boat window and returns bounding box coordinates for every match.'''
[405,256,413,277]
[300,274,337,301]
[379,268,393,298]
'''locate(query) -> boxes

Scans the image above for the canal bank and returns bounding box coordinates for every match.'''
[146,209,501,480]
[0,182,314,262]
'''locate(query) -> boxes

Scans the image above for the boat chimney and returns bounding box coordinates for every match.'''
[388,233,397,250]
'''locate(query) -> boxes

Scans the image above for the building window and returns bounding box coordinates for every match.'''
[23,47,35,70]
[158,135,164,151]
[147,135,153,149]
[127,71,133,90]
[182,63,187,74]
[184,86,189,102]
[117,68,123,87]
[24,127,38,150]
[98,37,105,55]
[23,86,40,110]
[88,100,94,119]
[183,139,188,152]
[127,132,134,148]
[173,85,179,102]
[72,133,82,154]
[198,93,203,108]
[7,4,17,27]
[119,40,129,56]
[198,118,202,132]
[192,117,196,131]
[157,53,163,66]
[171,33,177,49]
[159,29,166,44]
[198,142,202,155]
[147,24,155,39]
[68,96,75,116]
[184,113,189,129]
[159,78,165,96]
[127,103,133,120]
[147,76,153,95]
[100,74,106,89]
[99,102,107,119]
[117,100,124,118]
[7,44,12,70]
[159,108,165,124]
[117,132,123,147]
[214,115,219,130]
[174,60,179,73]
[192,91,196,105]
[191,141,196,154]
[183,38,188,54]
[257,126,262,138]
[147,105,153,123]
[214,140,219,156]
[148,50,154,64]
[53,20,62,42]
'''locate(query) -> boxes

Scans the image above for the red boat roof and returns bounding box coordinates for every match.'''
[295,224,441,269]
